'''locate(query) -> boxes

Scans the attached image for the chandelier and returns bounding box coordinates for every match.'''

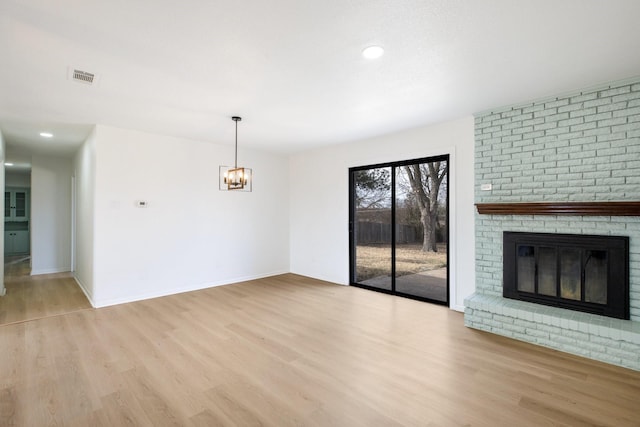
[220,116,252,191]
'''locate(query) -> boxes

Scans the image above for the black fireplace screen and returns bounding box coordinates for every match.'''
[504,232,629,320]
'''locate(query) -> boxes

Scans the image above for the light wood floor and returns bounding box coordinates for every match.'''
[0,256,92,325]
[0,274,638,426]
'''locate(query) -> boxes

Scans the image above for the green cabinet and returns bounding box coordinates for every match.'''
[5,229,29,255]
[5,188,29,221]
[4,187,30,255]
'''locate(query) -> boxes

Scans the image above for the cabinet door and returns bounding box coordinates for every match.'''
[4,231,12,253]
[12,231,29,254]
[4,231,30,255]
[14,191,28,220]
[5,189,30,220]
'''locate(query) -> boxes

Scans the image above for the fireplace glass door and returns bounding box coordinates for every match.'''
[585,250,607,304]
[516,245,609,303]
[504,232,629,320]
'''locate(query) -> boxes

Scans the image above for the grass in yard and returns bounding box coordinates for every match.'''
[356,244,447,282]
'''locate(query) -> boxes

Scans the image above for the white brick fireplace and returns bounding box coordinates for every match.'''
[465,78,640,370]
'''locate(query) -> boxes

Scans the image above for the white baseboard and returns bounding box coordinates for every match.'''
[31,267,70,276]
[451,304,465,312]
[73,275,96,308]
[92,269,290,308]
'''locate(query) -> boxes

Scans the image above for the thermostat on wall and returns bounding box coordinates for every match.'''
[480,183,492,191]
[135,200,148,208]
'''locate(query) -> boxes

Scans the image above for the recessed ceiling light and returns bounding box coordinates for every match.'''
[362,45,384,59]
[40,132,53,138]
[4,163,14,166]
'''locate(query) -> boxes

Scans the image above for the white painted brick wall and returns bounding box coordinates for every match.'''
[465,294,640,371]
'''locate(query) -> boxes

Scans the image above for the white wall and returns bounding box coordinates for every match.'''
[73,126,97,302]
[289,116,475,311]
[31,155,72,275]
[0,132,5,296]
[91,125,290,307]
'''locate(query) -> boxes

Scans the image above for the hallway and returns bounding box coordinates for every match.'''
[0,256,92,325]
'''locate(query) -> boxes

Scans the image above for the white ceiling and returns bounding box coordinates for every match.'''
[1,0,639,163]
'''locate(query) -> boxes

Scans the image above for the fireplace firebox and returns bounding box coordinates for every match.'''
[503,232,629,320]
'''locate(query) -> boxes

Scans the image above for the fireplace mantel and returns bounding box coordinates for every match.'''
[475,201,640,216]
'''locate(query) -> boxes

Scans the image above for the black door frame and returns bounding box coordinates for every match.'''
[348,154,450,306]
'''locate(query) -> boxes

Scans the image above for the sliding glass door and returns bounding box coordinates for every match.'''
[351,166,393,291]
[349,155,449,304]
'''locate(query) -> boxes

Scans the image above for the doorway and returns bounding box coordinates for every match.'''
[5,176,31,272]
[5,189,30,253]
[349,155,449,304]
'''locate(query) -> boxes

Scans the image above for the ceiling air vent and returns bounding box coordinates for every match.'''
[68,67,99,85]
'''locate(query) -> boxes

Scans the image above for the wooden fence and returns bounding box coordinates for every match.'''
[356,221,421,244]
